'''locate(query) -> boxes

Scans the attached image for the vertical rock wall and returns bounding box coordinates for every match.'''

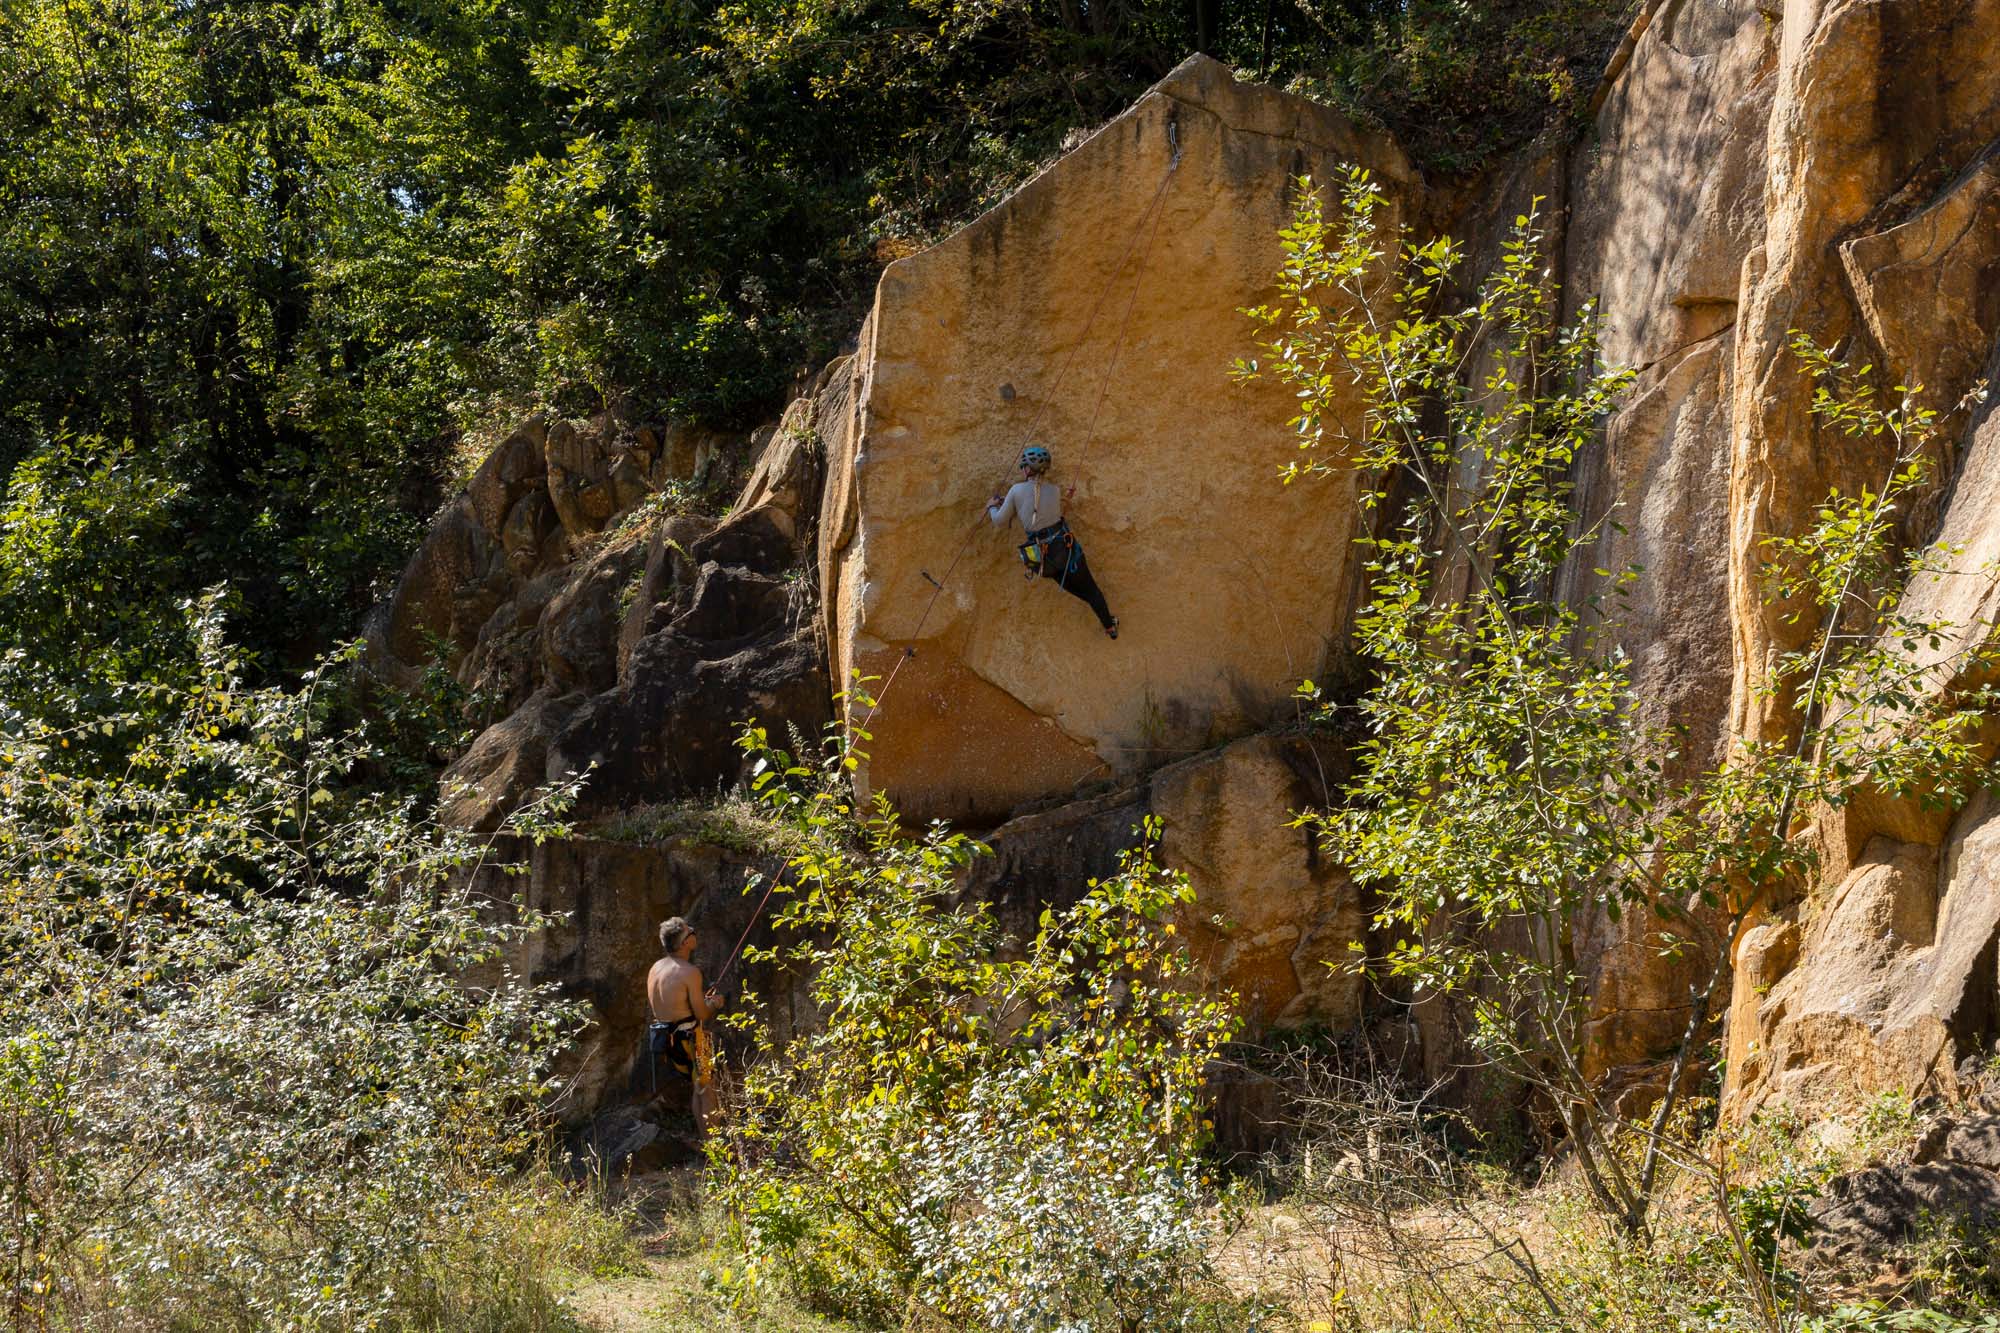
[821,55,1414,825]
[1556,0,2000,1113]
[391,13,2000,1121]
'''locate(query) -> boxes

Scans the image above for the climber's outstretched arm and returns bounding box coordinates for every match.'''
[986,487,1019,526]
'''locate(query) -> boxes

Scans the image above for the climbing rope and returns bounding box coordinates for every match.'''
[855,113,1185,735]
[713,874,778,988]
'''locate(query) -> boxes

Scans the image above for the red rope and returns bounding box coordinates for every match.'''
[714,873,779,987]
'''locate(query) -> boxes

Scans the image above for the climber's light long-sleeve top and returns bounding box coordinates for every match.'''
[987,479,1062,533]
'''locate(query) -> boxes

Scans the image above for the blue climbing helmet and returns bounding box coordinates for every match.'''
[1019,444,1052,474]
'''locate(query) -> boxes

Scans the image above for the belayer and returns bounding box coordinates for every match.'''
[987,445,1119,639]
[645,916,725,1132]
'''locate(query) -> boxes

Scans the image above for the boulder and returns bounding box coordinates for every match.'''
[1731,795,2000,1118]
[965,732,1360,1032]
[439,688,583,835]
[1807,1161,2000,1260]
[1808,1117,2000,1269]
[1153,734,1359,1030]
[821,54,1416,824]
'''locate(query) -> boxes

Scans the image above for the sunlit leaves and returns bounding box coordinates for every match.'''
[711,704,1238,1327]
[0,600,583,1326]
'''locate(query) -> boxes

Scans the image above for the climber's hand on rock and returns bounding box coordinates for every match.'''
[987,493,1004,509]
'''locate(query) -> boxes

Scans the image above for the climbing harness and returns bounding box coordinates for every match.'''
[643,1016,715,1095]
[1019,516,1084,585]
[856,110,1185,734]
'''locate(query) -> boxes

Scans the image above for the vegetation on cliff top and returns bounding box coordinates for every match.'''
[0,0,1630,697]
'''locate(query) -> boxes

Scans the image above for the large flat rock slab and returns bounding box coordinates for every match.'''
[822,54,1416,823]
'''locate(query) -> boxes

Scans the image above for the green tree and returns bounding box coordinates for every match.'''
[709,710,1244,1329]
[1241,169,2000,1239]
[0,600,581,1329]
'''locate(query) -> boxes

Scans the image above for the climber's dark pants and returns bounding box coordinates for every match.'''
[1040,534,1115,630]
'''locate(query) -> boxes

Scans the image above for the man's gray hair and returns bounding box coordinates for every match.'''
[658,916,694,953]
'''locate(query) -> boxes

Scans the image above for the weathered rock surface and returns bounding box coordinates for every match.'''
[967,731,1359,1031]
[375,390,835,830]
[1808,1112,2000,1264]
[389,14,2000,1128]
[371,411,713,691]
[462,832,812,1123]
[1710,0,2000,1117]
[821,54,1413,825]
[546,407,834,818]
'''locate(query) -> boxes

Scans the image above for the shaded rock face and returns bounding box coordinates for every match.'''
[1808,1109,2000,1265]
[461,834,812,1123]
[372,412,720,694]
[967,733,1360,1032]
[377,389,837,833]
[821,55,1413,826]
[546,447,834,820]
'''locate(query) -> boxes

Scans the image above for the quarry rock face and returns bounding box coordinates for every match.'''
[461,833,809,1122]
[1707,0,2000,1117]
[964,731,1359,1030]
[1552,0,2000,1115]
[390,20,2000,1122]
[821,54,1412,825]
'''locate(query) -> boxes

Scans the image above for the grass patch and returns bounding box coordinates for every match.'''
[589,791,804,858]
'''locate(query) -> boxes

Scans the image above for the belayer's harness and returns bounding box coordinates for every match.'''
[645,1016,714,1093]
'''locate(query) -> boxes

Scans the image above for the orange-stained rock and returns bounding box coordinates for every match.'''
[1153,734,1360,1030]
[964,732,1357,1032]
[823,54,1414,824]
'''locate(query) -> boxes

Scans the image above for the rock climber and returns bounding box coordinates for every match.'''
[646,916,724,1132]
[987,444,1118,638]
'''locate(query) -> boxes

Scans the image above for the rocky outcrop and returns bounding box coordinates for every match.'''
[546,413,833,819]
[1689,0,2000,1117]
[389,14,2000,1127]
[1807,1108,2000,1267]
[372,413,716,693]
[378,392,836,831]
[967,732,1359,1031]
[820,55,1414,825]
[462,832,811,1121]
[1553,0,2000,1115]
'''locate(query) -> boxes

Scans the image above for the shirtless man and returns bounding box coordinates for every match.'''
[646,917,724,1131]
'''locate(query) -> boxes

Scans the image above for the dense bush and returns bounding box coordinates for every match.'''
[0,600,583,1329]
[707,716,1248,1329]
